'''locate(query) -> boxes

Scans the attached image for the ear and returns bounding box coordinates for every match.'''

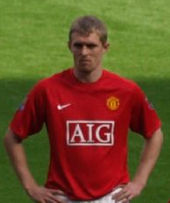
[68,41,72,51]
[103,42,110,53]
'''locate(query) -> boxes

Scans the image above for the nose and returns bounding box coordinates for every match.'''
[81,45,89,55]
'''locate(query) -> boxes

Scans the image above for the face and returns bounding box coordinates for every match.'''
[69,32,109,73]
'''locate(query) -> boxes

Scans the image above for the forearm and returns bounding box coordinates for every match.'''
[132,128,163,186]
[4,128,38,190]
[4,128,66,203]
[113,129,163,202]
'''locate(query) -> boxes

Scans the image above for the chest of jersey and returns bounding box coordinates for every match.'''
[44,82,133,147]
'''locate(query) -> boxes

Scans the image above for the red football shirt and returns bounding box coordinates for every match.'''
[10,68,161,200]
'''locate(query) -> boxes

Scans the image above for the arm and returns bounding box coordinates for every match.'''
[113,128,163,202]
[4,128,66,203]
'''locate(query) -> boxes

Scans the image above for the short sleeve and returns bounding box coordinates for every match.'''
[130,85,161,138]
[10,82,46,140]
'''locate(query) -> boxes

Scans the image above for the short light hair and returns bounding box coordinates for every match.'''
[69,16,108,44]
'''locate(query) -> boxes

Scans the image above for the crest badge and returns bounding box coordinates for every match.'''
[106,96,120,111]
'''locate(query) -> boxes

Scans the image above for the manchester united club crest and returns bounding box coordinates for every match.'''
[106,96,120,111]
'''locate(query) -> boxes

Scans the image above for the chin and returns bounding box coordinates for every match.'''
[77,65,95,73]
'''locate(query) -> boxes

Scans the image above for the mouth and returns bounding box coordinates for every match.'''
[80,59,91,64]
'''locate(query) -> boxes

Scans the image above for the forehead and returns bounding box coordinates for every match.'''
[70,32,102,44]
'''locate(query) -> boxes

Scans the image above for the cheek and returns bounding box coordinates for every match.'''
[72,51,80,59]
[71,49,78,55]
[94,52,103,61]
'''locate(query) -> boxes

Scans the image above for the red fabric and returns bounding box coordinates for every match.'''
[10,68,161,200]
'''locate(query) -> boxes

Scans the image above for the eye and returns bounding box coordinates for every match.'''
[73,43,83,49]
[87,44,97,49]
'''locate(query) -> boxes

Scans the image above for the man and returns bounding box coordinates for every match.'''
[4,16,163,203]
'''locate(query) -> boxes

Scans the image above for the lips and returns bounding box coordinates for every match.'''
[80,59,91,63]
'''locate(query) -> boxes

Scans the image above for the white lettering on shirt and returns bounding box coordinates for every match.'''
[66,120,115,146]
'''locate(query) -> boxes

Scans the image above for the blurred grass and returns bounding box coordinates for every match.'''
[0,0,170,202]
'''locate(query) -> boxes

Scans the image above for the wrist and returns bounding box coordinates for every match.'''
[23,180,39,192]
[131,178,146,189]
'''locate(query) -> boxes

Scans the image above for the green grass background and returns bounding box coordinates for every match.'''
[0,0,170,202]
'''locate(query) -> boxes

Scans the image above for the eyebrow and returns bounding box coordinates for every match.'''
[73,42,98,47]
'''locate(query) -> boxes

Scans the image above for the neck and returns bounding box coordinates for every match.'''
[73,67,103,83]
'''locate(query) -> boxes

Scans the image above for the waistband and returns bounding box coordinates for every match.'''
[55,187,129,203]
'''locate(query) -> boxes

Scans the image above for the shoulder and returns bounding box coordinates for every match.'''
[20,68,70,104]
[32,68,71,91]
[103,69,141,93]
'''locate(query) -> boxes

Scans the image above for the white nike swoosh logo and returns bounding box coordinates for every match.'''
[57,103,71,110]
